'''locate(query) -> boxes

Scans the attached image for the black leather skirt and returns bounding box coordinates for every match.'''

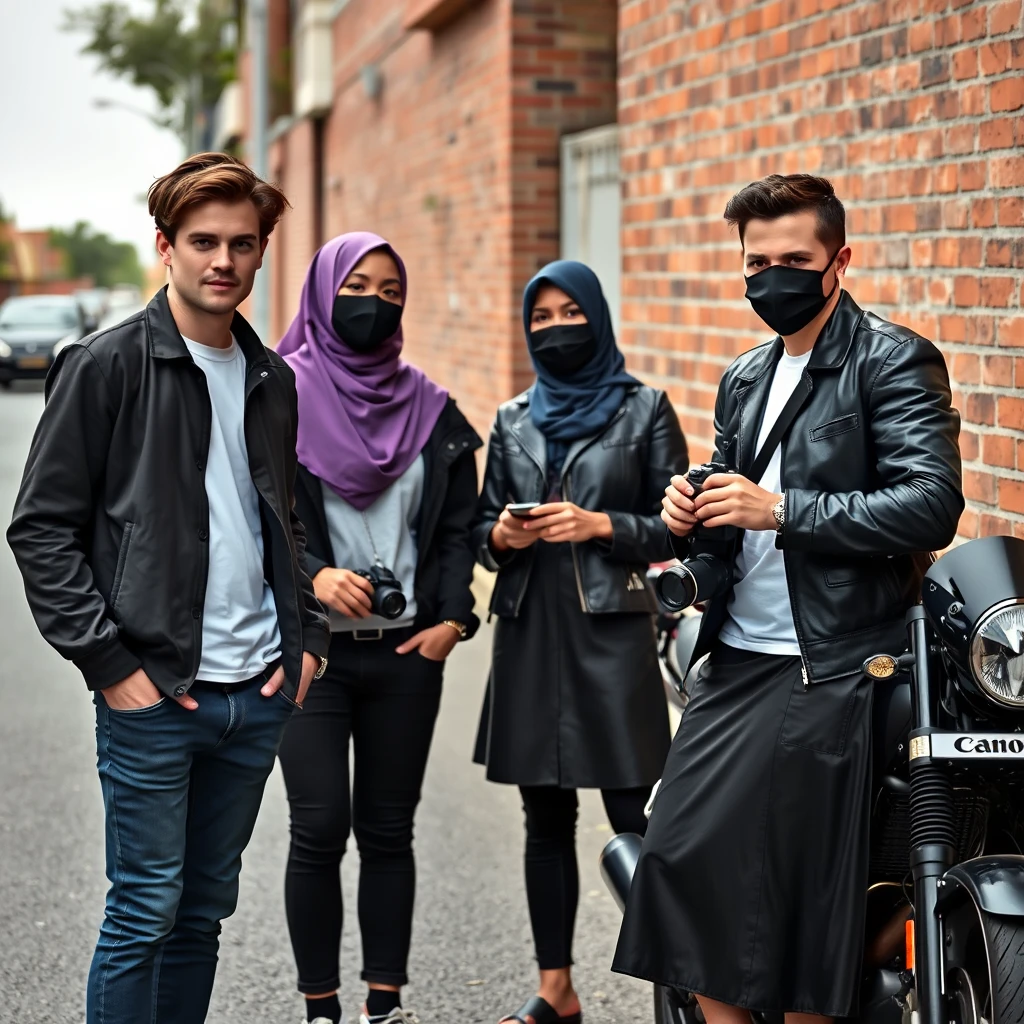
[612,642,873,1017]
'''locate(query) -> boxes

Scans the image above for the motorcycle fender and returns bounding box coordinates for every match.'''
[938,856,1024,918]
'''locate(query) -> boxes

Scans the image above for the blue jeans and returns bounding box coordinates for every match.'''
[87,676,295,1024]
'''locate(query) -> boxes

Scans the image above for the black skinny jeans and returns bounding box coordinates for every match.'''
[278,629,443,994]
[521,785,650,970]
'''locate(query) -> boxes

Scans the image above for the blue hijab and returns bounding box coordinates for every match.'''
[524,260,638,475]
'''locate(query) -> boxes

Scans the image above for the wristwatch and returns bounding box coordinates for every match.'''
[441,619,468,640]
[771,495,786,534]
[313,655,329,679]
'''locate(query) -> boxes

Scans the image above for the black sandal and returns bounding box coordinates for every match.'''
[499,995,583,1024]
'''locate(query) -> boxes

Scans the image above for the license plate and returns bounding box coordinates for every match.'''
[16,356,48,369]
[930,732,1024,759]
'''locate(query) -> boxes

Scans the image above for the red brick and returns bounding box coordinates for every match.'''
[1000,480,1024,515]
[990,0,1023,34]
[980,117,1016,150]
[998,316,1024,347]
[985,434,1017,469]
[983,354,1015,385]
[999,197,1024,225]
[992,156,1024,188]
[965,469,998,504]
[982,276,1017,306]
[958,509,981,539]
[954,275,980,306]
[998,395,1024,429]
[991,77,1024,111]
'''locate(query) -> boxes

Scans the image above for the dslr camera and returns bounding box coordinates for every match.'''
[353,565,407,621]
[686,461,733,497]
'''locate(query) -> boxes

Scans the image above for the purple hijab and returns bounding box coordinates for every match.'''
[278,232,448,510]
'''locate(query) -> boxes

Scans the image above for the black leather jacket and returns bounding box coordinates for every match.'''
[7,288,330,701]
[474,384,688,616]
[295,398,483,638]
[680,291,964,684]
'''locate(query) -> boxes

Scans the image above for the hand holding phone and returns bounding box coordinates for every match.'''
[506,502,541,519]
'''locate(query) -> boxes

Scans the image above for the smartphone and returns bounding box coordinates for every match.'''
[507,502,541,518]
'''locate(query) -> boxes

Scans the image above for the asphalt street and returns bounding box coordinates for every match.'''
[0,375,655,1022]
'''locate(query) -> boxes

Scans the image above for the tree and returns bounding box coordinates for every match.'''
[49,222,144,288]
[63,0,238,149]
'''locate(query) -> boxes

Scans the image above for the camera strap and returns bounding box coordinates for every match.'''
[747,374,811,485]
[360,511,385,568]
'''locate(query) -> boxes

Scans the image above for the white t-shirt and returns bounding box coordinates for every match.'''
[320,455,424,632]
[718,349,812,656]
[183,336,282,682]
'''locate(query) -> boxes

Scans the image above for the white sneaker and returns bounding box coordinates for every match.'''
[304,1014,347,1024]
[358,1008,420,1024]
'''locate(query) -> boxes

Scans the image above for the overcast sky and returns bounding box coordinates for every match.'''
[0,0,184,266]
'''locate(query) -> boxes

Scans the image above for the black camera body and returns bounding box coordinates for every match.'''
[353,565,408,621]
[686,461,732,497]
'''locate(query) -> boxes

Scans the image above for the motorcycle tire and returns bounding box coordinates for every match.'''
[984,915,1024,1024]
[654,985,698,1024]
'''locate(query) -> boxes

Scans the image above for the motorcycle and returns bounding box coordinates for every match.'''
[605,535,1024,1024]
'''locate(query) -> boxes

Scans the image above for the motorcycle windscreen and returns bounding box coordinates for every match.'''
[924,535,1024,667]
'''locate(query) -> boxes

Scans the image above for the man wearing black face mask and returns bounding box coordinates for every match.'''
[613,175,964,1024]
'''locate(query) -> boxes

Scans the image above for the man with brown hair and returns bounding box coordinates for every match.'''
[613,175,963,1022]
[8,152,330,1023]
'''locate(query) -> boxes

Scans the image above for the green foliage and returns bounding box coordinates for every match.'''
[49,222,144,288]
[63,0,238,145]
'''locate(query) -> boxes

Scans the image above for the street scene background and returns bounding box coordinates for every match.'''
[1,0,1023,1021]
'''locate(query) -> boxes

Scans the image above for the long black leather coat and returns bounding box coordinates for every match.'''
[473,384,689,617]
[681,291,964,684]
[472,383,688,788]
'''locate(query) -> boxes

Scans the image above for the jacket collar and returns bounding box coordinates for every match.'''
[735,289,866,388]
[511,384,638,483]
[146,285,270,366]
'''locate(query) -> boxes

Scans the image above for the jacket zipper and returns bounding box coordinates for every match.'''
[562,474,590,613]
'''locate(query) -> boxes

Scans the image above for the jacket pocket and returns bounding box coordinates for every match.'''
[110,521,136,612]
[602,433,646,449]
[809,413,859,442]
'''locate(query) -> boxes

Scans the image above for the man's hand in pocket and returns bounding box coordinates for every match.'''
[102,667,192,710]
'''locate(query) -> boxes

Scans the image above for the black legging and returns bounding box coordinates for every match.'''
[520,785,650,970]
[278,631,443,994]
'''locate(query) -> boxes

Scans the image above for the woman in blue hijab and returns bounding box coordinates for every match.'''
[472,261,689,1024]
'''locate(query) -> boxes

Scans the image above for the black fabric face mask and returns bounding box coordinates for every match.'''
[530,323,597,376]
[331,295,404,353]
[744,250,841,337]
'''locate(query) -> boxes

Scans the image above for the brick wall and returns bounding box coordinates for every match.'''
[269,116,318,341]
[509,0,619,392]
[324,0,515,434]
[258,0,618,436]
[618,0,1024,539]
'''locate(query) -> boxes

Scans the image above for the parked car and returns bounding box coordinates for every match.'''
[0,295,88,387]
[73,287,110,331]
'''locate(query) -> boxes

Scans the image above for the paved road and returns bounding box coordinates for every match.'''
[0,385,655,1023]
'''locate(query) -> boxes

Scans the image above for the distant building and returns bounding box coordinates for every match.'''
[0,221,92,303]
[235,0,1024,541]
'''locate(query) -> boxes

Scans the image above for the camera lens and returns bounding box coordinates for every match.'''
[656,566,698,611]
[377,588,407,621]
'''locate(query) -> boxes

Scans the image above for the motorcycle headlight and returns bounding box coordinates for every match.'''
[0,339,11,358]
[970,598,1024,707]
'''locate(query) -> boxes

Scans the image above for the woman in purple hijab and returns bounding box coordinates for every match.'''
[276,232,482,1024]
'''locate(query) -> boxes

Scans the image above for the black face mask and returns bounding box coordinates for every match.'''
[744,250,841,337]
[529,323,597,376]
[331,295,404,353]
